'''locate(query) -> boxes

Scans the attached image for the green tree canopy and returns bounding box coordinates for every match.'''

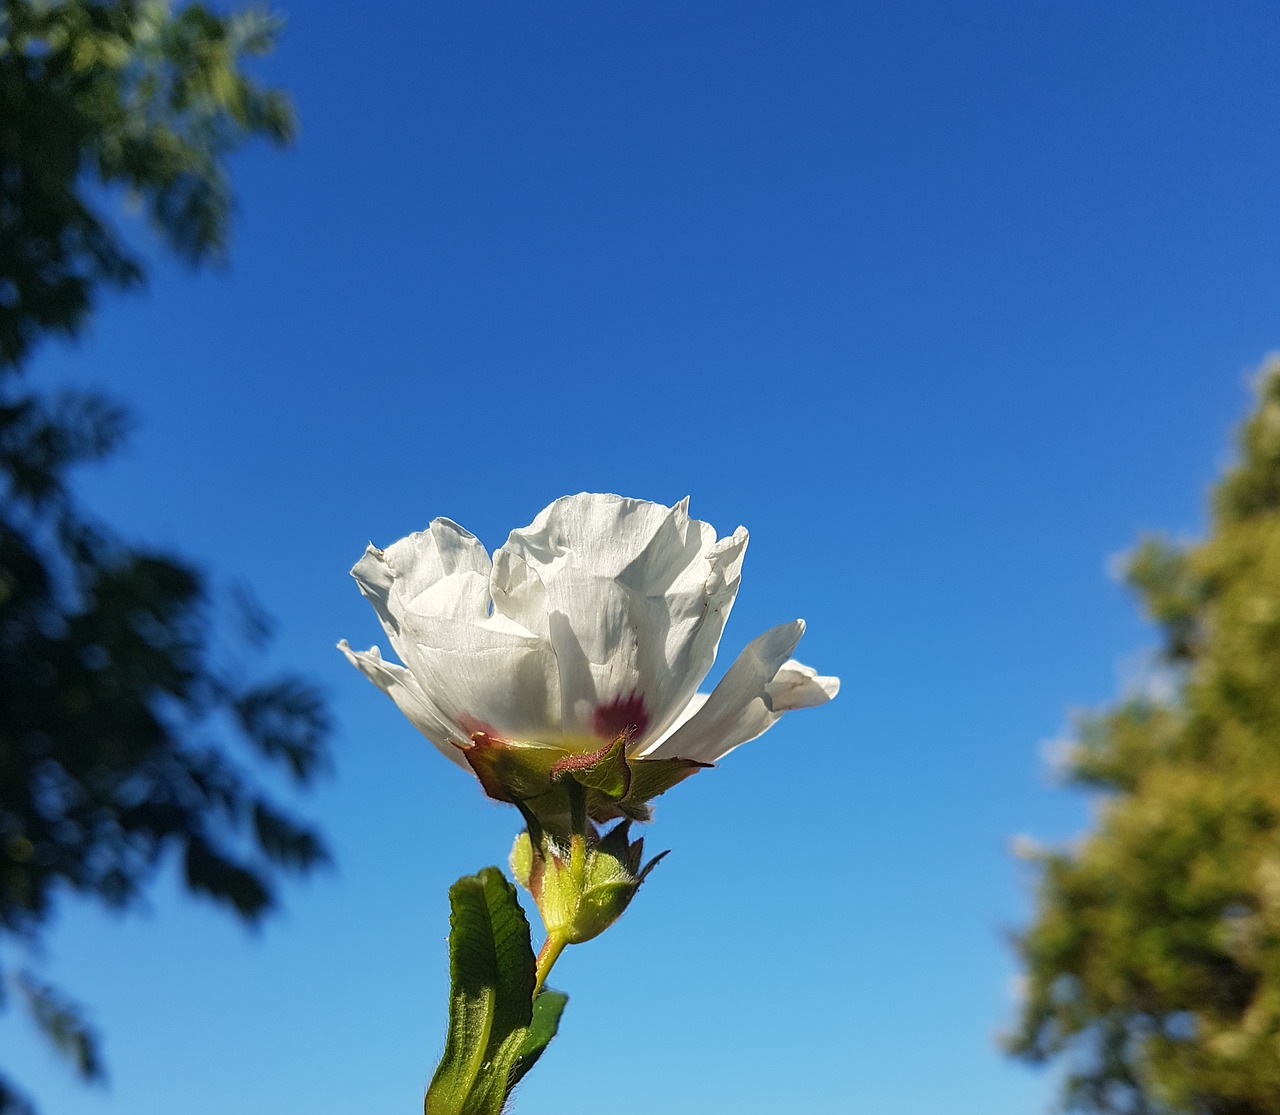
[0,4,328,1112]
[1009,358,1280,1114]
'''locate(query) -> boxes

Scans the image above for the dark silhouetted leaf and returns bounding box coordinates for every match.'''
[233,677,330,781]
[17,973,103,1081]
[182,836,272,922]
[251,800,328,871]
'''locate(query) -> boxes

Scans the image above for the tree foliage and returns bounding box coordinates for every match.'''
[0,4,327,1110]
[1009,359,1280,1114]
[0,0,293,365]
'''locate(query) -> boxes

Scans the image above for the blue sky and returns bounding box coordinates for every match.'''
[4,1,1279,1112]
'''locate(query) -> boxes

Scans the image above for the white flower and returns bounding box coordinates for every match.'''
[339,494,838,774]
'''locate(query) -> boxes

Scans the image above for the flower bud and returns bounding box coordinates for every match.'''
[511,823,666,945]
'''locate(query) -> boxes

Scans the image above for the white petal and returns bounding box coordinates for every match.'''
[489,544,550,638]
[644,620,837,762]
[498,493,747,746]
[351,518,493,653]
[398,614,563,745]
[638,691,710,755]
[503,493,683,581]
[766,660,841,709]
[628,524,748,744]
[337,640,470,769]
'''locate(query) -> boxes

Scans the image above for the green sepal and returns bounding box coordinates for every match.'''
[589,756,710,822]
[463,736,577,839]
[508,989,569,1090]
[552,735,631,801]
[424,868,537,1115]
[462,736,563,804]
[464,734,710,835]
[596,817,642,872]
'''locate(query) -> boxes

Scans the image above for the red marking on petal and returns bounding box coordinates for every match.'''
[591,693,650,744]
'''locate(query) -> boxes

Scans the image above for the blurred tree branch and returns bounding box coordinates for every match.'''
[0,3,328,1110]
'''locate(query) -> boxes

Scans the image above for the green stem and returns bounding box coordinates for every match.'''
[534,933,568,997]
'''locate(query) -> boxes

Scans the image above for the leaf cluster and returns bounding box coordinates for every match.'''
[1009,359,1280,1114]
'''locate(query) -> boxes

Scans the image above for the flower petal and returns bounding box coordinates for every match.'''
[498,493,747,746]
[337,640,471,769]
[351,518,493,652]
[640,691,710,754]
[397,613,563,745]
[767,660,841,709]
[502,493,682,582]
[642,620,837,762]
[489,544,550,638]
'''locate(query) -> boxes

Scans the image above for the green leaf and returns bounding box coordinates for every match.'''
[508,989,569,1089]
[425,868,537,1115]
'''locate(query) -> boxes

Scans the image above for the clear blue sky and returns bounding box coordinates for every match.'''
[4,2,1279,1112]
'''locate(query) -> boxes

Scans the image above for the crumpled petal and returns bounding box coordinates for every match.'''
[337,640,471,769]
[498,494,747,748]
[351,517,493,647]
[349,516,565,744]
[642,620,838,763]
